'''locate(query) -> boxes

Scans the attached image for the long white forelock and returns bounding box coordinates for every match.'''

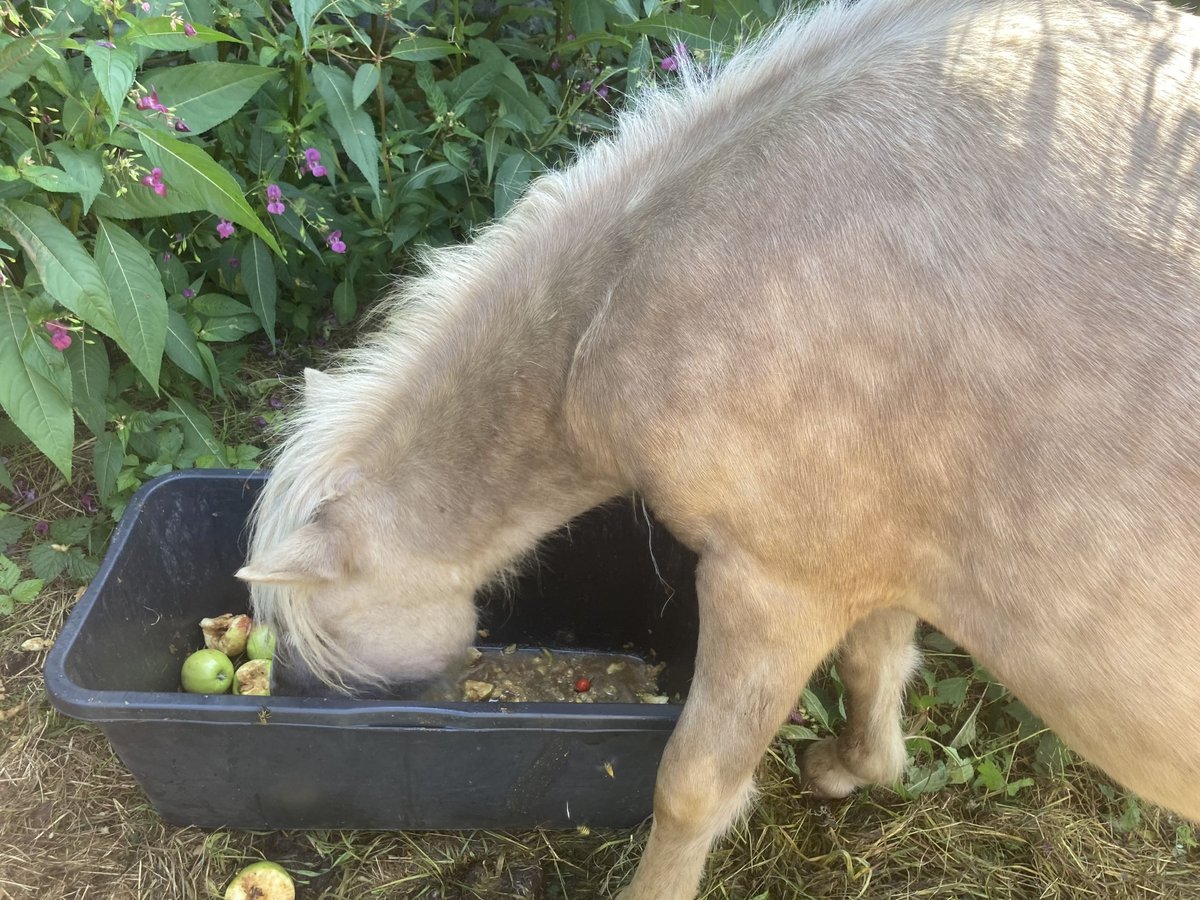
[244,0,1008,692]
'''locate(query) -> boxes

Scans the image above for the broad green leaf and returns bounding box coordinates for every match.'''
[571,0,608,37]
[0,555,17,591]
[494,150,538,216]
[620,13,736,53]
[125,17,239,51]
[0,36,51,97]
[0,596,11,615]
[333,278,356,324]
[0,512,25,547]
[65,547,99,581]
[199,314,260,342]
[800,687,833,733]
[83,42,136,130]
[0,459,11,492]
[390,36,461,62]
[313,63,380,201]
[488,78,551,133]
[950,699,983,750]
[935,676,969,707]
[168,395,222,457]
[417,62,450,117]
[627,35,652,92]
[91,179,210,220]
[483,125,509,182]
[193,293,253,318]
[612,0,639,21]
[28,542,69,582]
[974,757,1007,793]
[20,164,85,194]
[95,219,167,390]
[243,237,276,343]
[777,723,818,742]
[197,342,222,394]
[143,63,275,135]
[163,307,206,381]
[50,516,91,545]
[0,291,75,479]
[0,200,117,338]
[20,315,73,405]
[12,578,43,604]
[132,125,281,255]
[93,431,124,504]
[49,144,105,214]
[291,0,320,51]
[352,63,380,108]
[64,330,110,436]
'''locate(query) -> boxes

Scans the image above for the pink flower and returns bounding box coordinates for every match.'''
[136,87,168,114]
[596,85,610,101]
[44,321,72,351]
[184,22,196,36]
[174,119,190,132]
[302,148,328,178]
[326,230,346,254]
[660,56,678,72]
[141,1,150,11]
[141,166,167,198]
[35,521,49,536]
[216,218,234,239]
[182,288,195,299]
[266,183,285,215]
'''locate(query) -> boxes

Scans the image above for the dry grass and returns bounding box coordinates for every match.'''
[3,571,1199,899]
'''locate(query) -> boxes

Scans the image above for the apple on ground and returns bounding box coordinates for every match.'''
[181,649,234,694]
[200,613,253,657]
[224,860,295,900]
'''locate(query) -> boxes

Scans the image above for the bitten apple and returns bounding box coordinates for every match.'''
[200,613,253,657]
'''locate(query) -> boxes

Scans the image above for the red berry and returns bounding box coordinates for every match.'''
[574,677,591,693]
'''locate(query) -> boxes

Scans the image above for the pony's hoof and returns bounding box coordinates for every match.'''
[801,737,867,800]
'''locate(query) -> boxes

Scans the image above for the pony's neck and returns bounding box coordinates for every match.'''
[367,196,628,574]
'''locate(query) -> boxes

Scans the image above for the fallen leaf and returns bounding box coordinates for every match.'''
[20,638,53,652]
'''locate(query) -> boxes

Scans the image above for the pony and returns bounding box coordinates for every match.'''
[236,0,1200,896]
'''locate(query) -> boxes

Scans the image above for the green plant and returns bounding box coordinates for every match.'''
[0,550,42,614]
[0,0,791,520]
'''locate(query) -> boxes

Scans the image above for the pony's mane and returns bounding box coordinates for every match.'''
[245,0,1002,689]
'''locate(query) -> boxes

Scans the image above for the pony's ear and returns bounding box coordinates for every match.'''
[235,521,348,586]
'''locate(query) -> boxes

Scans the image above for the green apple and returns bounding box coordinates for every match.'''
[245,624,276,661]
[200,613,253,657]
[233,658,271,696]
[180,649,234,694]
[224,860,295,900]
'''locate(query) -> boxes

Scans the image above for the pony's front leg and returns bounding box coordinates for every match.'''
[617,552,853,900]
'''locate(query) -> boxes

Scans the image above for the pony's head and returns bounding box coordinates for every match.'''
[235,491,483,698]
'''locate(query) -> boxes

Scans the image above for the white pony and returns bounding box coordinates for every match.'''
[239,1,1200,896]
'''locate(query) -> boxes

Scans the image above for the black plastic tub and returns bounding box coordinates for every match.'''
[44,469,700,830]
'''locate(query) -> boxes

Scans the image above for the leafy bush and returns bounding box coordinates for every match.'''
[0,0,787,519]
